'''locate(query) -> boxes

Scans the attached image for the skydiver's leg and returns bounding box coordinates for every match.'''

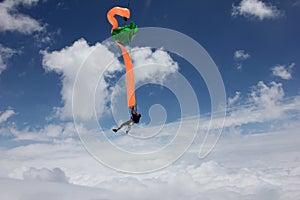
[119,119,131,129]
[126,120,134,134]
[113,119,131,132]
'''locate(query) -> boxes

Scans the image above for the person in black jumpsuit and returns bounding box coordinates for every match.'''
[112,107,141,134]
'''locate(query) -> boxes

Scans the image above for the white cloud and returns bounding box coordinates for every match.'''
[0,66,299,199]
[0,108,16,124]
[228,91,241,106]
[7,122,76,141]
[0,178,111,200]
[131,47,178,83]
[0,0,44,34]
[232,0,281,20]
[0,44,17,74]
[250,81,284,108]
[42,38,122,121]
[222,81,300,131]
[1,128,300,199]
[234,49,250,60]
[42,39,178,121]
[234,50,250,69]
[271,63,295,80]
[23,167,69,183]
[0,87,299,198]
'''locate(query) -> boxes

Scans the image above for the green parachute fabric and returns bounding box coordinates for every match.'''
[111,21,138,45]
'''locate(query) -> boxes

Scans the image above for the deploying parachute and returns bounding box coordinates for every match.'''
[112,22,138,45]
[107,7,138,109]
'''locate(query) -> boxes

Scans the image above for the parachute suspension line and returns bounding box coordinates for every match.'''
[127,0,131,9]
[128,105,138,116]
[122,0,132,24]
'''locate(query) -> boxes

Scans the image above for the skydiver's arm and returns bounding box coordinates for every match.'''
[131,107,136,115]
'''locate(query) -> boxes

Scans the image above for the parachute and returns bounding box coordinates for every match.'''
[107,7,138,108]
[112,21,138,45]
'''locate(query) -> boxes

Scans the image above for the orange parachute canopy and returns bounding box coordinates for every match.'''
[107,7,136,108]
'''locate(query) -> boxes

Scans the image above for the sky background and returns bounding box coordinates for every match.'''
[0,0,300,199]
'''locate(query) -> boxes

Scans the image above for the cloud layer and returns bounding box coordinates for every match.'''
[1,128,300,199]
[0,178,110,200]
[0,77,299,198]
[23,167,69,183]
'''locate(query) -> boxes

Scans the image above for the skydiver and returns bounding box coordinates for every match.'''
[112,107,141,134]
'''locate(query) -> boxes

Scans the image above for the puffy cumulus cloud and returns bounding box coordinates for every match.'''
[0,108,16,124]
[42,39,178,121]
[0,0,44,34]
[23,167,69,183]
[271,63,295,80]
[109,46,179,122]
[131,47,178,83]
[250,81,284,109]
[42,38,122,121]
[232,0,282,20]
[0,44,17,74]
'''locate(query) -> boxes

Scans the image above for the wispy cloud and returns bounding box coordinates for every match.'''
[224,81,299,130]
[234,50,250,60]
[232,0,282,20]
[0,44,17,74]
[250,81,284,108]
[0,108,16,124]
[271,63,295,80]
[0,0,45,34]
[234,49,250,69]
[228,91,241,106]
[5,122,76,141]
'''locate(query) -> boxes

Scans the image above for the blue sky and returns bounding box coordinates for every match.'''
[0,0,299,128]
[0,0,300,199]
